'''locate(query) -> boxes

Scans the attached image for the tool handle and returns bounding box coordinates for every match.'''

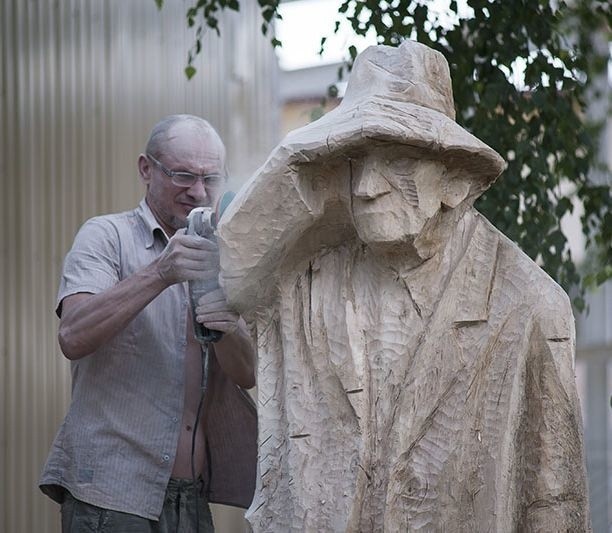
[186,207,223,343]
[185,191,236,345]
[194,321,223,344]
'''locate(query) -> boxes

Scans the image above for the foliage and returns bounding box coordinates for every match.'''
[165,0,611,310]
[161,0,282,78]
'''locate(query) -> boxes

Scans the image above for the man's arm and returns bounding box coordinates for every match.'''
[59,231,219,360]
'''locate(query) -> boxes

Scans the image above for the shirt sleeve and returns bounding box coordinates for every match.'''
[56,216,121,317]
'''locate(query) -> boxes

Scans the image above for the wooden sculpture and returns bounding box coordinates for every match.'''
[217,40,590,532]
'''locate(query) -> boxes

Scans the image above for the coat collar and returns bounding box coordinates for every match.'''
[400,209,499,324]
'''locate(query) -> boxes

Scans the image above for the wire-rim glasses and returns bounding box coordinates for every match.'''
[147,153,225,189]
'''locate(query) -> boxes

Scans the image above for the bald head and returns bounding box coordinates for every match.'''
[145,114,226,165]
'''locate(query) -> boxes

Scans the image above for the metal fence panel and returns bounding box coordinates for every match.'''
[1,1,279,531]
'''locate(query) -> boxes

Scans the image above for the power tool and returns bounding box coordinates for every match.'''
[186,191,235,344]
[185,191,236,530]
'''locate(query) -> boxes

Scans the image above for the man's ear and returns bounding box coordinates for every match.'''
[440,169,471,208]
[138,154,152,185]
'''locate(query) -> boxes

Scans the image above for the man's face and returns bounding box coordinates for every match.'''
[140,124,226,236]
[349,146,447,245]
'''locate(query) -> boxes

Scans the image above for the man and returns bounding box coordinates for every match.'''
[40,114,257,532]
[216,41,590,531]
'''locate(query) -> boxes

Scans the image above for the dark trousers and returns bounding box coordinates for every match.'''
[61,478,215,532]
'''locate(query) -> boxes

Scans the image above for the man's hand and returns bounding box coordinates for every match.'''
[59,231,211,359]
[195,287,241,335]
[196,286,256,388]
[155,229,219,286]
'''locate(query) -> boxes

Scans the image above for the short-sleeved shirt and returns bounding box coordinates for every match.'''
[39,199,256,520]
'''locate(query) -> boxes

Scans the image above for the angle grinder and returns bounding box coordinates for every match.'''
[186,191,235,344]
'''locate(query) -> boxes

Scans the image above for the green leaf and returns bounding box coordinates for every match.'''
[154,0,164,10]
[185,65,197,80]
[262,6,276,22]
[319,36,327,56]
[310,106,325,122]
[573,296,586,313]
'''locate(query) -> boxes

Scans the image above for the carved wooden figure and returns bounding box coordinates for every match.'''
[217,40,590,532]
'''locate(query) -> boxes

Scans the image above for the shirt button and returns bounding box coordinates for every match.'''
[172,417,178,423]
[162,454,170,462]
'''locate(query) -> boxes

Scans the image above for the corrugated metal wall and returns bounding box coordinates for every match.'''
[576,281,612,532]
[0,1,279,531]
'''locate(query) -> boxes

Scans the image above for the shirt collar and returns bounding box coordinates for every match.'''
[137,198,169,248]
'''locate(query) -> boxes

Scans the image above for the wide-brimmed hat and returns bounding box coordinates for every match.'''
[272,39,505,183]
[218,41,506,310]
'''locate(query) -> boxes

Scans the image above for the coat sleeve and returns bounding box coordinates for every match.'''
[516,289,591,532]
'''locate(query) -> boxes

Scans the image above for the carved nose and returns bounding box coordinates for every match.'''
[352,164,392,200]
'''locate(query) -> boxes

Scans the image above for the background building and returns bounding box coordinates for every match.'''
[576,283,612,533]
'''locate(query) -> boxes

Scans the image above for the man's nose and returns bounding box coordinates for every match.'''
[352,162,392,200]
[186,178,209,201]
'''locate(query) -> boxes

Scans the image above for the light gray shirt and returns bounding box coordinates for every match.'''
[40,199,256,520]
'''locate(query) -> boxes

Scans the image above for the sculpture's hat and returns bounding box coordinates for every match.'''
[273,40,505,184]
[218,42,506,309]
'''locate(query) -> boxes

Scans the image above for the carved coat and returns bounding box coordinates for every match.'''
[221,208,589,532]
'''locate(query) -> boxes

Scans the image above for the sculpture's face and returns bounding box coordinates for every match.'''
[350,146,448,245]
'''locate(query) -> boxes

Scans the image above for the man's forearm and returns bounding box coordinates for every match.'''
[58,262,169,360]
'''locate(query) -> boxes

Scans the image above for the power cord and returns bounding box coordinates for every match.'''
[191,341,211,532]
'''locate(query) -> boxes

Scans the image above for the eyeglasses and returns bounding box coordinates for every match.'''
[146,153,225,189]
